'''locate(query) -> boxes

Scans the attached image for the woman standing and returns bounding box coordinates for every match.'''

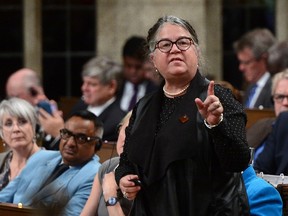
[115,15,250,215]
[0,98,41,190]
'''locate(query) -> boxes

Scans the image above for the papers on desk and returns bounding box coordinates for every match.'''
[257,172,288,187]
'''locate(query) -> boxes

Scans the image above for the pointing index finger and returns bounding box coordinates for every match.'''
[208,80,215,96]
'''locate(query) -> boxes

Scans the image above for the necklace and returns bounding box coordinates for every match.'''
[163,83,190,97]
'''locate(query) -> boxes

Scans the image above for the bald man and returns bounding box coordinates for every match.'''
[6,68,64,150]
[6,68,47,105]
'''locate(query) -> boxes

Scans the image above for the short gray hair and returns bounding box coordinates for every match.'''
[271,69,288,95]
[0,98,38,138]
[233,28,276,60]
[81,56,122,85]
[267,41,288,75]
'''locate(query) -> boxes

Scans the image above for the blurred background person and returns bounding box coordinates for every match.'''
[6,68,47,105]
[253,70,288,173]
[0,98,41,191]
[233,28,276,109]
[117,36,158,112]
[247,69,288,161]
[267,40,288,75]
[253,110,288,175]
[81,111,132,216]
[143,58,163,87]
[5,68,64,150]
[71,56,126,143]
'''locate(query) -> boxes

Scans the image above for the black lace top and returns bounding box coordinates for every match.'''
[0,151,12,191]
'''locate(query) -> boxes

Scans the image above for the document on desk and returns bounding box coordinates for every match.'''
[257,172,288,187]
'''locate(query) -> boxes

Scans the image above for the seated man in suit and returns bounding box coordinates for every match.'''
[71,56,126,143]
[254,111,288,175]
[247,69,288,161]
[0,110,103,216]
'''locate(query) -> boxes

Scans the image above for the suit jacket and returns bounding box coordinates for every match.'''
[0,150,101,216]
[246,117,275,149]
[242,165,282,216]
[254,111,288,175]
[244,77,273,109]
[70,99,126,142]
[117,79,159,111]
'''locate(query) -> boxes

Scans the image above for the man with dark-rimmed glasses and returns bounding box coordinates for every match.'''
[0,110,103,216]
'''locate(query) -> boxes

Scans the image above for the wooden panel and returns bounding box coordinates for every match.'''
[0,203,37,216]
[58,96,80,120]
[245,108,275,129]
[96,141,118,163]
[0,139,9,153]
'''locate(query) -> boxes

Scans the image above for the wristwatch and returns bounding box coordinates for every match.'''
[105,197,118,206]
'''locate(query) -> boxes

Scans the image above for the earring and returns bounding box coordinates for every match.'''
[3,142,6,147]
[155,68,159,73]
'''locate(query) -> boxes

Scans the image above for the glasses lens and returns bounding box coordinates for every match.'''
[176,38,191,50]
[274,94,287,103]
[75,135,88,144]
[158,40,172,52]
[60,129,70,139]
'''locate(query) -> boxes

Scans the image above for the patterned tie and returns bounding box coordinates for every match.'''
[245,84,257,108]
[128,84,139,111]
[43,163,69,186]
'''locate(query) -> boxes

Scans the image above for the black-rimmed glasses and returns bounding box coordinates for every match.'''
[155,37,193,53]
[272,94,288,103]
[59,128,101,145]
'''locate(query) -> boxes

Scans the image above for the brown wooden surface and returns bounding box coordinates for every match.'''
[58,96,79,120]
[0,139,9,153]
[0,203,38,216]
[97,141,118,163]
[245,108,275,129]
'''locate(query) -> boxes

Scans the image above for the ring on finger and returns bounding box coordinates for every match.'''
[123,191,128,199]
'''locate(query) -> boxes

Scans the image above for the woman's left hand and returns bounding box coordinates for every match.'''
[119,175,141,200]
[195,81,224,125]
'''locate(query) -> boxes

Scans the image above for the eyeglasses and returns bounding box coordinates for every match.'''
[2,118,29,131]
[59,128,101,145]
[272,94,288,103]
[155,37,193,53]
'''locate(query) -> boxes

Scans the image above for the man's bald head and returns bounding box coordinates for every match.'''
[6,68,46,105]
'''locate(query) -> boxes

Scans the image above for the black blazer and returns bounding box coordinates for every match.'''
[254,111,288,175]
[70,99,127,142]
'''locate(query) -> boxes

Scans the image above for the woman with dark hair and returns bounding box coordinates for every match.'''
[115,15,250,215]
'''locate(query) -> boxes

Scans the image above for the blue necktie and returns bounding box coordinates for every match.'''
[245,84,257,108]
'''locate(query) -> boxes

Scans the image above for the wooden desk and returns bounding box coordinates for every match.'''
[0,203,38,216]
[245,108,275,129]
